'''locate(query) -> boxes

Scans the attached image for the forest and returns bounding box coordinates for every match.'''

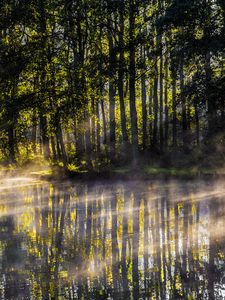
[0,0,225,173]
[1,1,225,299]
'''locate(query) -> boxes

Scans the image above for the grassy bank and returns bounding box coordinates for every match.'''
[0,151,224,181]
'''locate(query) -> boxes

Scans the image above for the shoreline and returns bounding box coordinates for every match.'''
[0,164,224,183]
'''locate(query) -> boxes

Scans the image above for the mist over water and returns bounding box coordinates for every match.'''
[0,178,225,299]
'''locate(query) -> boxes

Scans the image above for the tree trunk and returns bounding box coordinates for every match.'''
[149,86,153,147]
[205,52,215,137]
[50,136,57,160]
[85,113,92,168]
[32,111,37,155]
[159,40,164,153]
[108,17,116,160]
[180,59,187,148]
[118,3,129,145]
[153,0,160,151]
[195,104,200,146]
[164,54,169,150]
[55,112,67,167]
[40,114,50,160]
[38,0,50,160]
[57,124,67,167]
[153,70,158,149]
[96,101,101,154]
[141,45,147,150]
[56,135,61,159]
[8,126,15,163]
[129,0,138,164]
[100,99,107,145]
[91,98,96,153]
[172,75,177,147]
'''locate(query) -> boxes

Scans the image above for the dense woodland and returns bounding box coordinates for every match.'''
[0,0,225,169]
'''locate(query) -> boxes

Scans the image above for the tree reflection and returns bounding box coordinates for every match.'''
[0,180,225,299]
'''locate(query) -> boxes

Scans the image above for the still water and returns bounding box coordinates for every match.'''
[0,178,225,300]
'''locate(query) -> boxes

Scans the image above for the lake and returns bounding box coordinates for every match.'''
[0,178,225,299]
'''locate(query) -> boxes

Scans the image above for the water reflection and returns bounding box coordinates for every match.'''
[0,179,225,299]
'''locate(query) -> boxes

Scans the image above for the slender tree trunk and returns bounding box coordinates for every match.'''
[158,0,164,153]
[96,101,101,154]
[74,117,80,158]
[76,122,85,160]
[129,0,139,164]
[205,52,215,137]
[153,70,158,148]
[118,3,129,146]
[164,55,169,150]
[180,59,187,148]
[195,103,200,146]
[149,86,153,147]
[51,136,57,160]
[141,45,147,150]
[40,114,50,160]
[172,75,177,147]
[187,97,191,131]
[109,82,116,158]
[84,111,92,168]
[98,27,107,149]
[38,0,50,160]
[219,4,225,134]
[58,124,67,167]
[153,0,159,151]
[101,99,107,145]
[56,135,61,159]
[108,19,116,160]
[91,98,96,153]
[32,110,37,155]
[8,125,15,163]
[159,40,164,153]
[55,112,67,167]
[39,122,43,156]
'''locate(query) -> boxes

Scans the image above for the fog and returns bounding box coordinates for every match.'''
[0,177,225,299]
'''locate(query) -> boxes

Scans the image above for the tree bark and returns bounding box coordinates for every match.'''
[149,86,153,147]
[55,112,67,168]
[141,45,147,150]
[40,114,50,160]
[159,34,164,153]
[50,136,57,160]
[180,59,187,147]
[164,54,169,150]
[195,104,200,146]
[153,69,158,148]
[118,3,129,146]
[8,125,15,163]
[129,0,139,164]
[38,0,50,160]
[32,113,37,155]
[172,74,177,147]
[108,16,116,160]
[96,101,101,154]
[100,99,107,145]
[205,52,215,137]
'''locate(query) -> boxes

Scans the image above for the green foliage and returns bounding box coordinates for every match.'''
[0,0,224,169]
